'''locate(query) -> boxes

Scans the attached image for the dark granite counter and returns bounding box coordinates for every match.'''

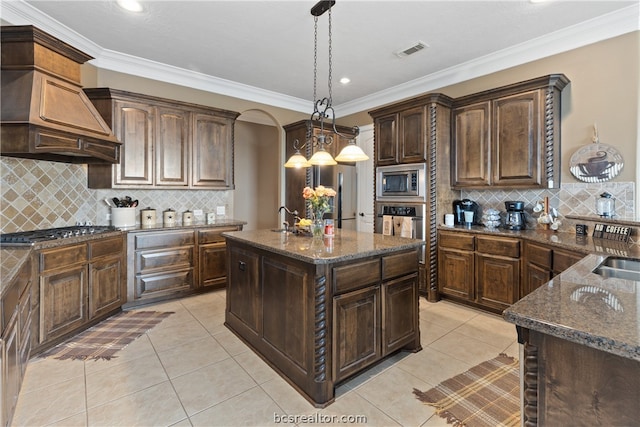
[118,219,247,232]
[438,224,640,258]
[222,229,425,264]
[504,254,640,361]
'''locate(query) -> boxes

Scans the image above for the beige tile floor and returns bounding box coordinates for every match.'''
[12,290,519,427]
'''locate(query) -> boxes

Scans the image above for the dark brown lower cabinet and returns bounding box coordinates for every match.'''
[522,241,587,298]
[521,329,640,426]
[126,225,243,308]
[475,236,520,312]
[438,231,519,313]
[333,286,381,381]
[36,235,125,353]
[225,237,421,407]
[1,256,32,427]
[198,226,241,290]
[439,230,590,313]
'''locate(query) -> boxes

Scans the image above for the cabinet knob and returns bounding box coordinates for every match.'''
[238,260,246,271]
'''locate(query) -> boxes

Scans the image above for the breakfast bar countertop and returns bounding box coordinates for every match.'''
[504,253,640,362]
[222,228,425,264]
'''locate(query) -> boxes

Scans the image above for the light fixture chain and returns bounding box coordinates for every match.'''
[327,7,333,104]
[313,16,318,105]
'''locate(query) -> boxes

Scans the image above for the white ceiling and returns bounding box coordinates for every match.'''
[2,1,639,116]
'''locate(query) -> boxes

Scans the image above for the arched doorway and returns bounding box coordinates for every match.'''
[234,110,281,230]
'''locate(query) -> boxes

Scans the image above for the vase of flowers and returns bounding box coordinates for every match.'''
[303,185,336,239]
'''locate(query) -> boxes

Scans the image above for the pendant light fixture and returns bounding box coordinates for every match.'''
[284,0,369,168]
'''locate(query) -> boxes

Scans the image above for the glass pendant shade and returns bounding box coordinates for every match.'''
[335,142,369,162]
[308,148,337,166]
[284,150,311,168]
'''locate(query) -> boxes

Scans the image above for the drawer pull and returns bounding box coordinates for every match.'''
[238,261,246,271]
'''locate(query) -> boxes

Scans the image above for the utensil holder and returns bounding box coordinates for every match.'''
[111,207,136,228]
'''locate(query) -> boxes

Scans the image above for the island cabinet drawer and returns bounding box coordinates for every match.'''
[439,231,474,251]
[40,244,88,272]
[332,259,381,294]
[382,251,418,280]
[198,227,238,244]
[525,242,552,268]
[476,236,520,258]
[89,236,123,259]
[136,248,194,274]
[134,230,194,250]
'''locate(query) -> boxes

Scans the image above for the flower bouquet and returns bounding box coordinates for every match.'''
[301,185,336,238]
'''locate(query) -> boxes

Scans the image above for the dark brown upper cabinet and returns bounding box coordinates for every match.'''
[451,74,569,190]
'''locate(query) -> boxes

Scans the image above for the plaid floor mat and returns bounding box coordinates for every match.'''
[41,310,173,361]
[413,353,520,427]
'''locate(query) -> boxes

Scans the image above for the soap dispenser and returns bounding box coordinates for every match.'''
[596,192,615,218]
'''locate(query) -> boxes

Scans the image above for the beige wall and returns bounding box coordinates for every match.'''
[341,32,639,209]
[234,121,280,230]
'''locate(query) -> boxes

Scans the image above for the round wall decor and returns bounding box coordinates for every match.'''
[569,142,623,183]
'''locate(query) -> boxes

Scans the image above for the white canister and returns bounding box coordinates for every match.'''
[140,207,157,227]
[182,210,194,225]
[444,214,455,227]
[111,207,136,228]
[163,208,176,226]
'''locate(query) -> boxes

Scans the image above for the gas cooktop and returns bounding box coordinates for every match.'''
[0,225,117,246]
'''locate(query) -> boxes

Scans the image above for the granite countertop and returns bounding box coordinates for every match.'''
[118,219,247,232]
[222,229,425,264]
[504,253,640,362]
[438,224,640,258]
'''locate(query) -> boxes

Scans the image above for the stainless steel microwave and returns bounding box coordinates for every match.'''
[376,163,426,201]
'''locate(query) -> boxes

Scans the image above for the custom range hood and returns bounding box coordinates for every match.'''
[1,25,121,164]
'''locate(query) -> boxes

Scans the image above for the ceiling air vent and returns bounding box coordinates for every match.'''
[395,41,428,58]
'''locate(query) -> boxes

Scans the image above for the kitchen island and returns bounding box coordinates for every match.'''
[504,253,640,426]
[223,229,424,406]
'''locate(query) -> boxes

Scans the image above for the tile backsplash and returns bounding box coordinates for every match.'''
[462,181,635,230]
[1,157,637,237]
[1,158,234,233]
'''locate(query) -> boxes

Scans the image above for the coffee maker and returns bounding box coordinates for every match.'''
[453,199,479,225]
[504,201,526,230]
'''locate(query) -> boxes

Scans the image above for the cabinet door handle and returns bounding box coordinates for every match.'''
[238,260,246,271]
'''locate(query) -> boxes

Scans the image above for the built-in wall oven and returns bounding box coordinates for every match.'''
[376,163,426,202]
[374,202,426,263]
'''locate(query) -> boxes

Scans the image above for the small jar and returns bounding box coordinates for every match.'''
[596,192,615,218]
[324,219,334,237]
[163,208,176,226]
[182,210,193,225]
[140,207,156,227]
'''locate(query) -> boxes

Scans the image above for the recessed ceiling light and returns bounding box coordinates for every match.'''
[340,77,351,85]
[117,0,143,13]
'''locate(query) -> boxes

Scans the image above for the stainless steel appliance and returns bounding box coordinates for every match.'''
[0,225,116,246]
[452,199,480,225]
[374,202,426,262]
[505,201,526,230]
[315,164,357,230]
[376,163,426,202]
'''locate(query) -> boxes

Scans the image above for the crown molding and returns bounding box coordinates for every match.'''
[337,3,640,116]
[3,1,638,117]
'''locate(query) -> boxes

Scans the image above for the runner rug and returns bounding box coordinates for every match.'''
[41,310,173,361]
[413,353,520,427]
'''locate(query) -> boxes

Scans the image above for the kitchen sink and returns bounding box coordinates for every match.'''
[592,257,640,281]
